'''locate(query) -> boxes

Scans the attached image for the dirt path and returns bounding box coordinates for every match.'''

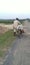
[3,34,30,65]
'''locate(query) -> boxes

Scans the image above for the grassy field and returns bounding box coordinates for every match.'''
[0,30,15,57]
[0,19,25,24]
[0,19,14,24]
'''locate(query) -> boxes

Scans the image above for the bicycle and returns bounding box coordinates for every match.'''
[17,29,24,38]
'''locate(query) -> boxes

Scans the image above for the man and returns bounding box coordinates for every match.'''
[13,18,21,36]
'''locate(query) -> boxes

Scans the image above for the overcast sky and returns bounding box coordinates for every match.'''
[0,0,30,19]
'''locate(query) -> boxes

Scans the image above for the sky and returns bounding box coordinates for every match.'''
[0,0,30,19]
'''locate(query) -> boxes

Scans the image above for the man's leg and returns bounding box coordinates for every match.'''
[20,29,22,34]
[13,29,16,36]
[22,30,24,33]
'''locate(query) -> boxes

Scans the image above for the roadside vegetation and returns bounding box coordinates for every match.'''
[0,30,15,58]
[0,19,14,24]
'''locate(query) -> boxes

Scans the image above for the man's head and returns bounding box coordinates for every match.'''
[16,18,19,21]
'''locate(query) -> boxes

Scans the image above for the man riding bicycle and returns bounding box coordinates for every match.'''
[13,18,24,36]
[13,18,21,36]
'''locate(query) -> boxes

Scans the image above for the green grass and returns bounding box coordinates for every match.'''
[0,19,14,24]
[0,50,5,57]
[0,30,15,57]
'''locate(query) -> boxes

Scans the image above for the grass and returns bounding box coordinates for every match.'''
[0,19,14,24]
[0,50,5,57]
[0,30,16,57]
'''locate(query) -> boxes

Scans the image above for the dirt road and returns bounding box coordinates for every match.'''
[3,33,30,65]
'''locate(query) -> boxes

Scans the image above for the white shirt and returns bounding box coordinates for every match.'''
[13,20,21,29]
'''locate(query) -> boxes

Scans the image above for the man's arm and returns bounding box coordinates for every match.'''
[18,21,21,25]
